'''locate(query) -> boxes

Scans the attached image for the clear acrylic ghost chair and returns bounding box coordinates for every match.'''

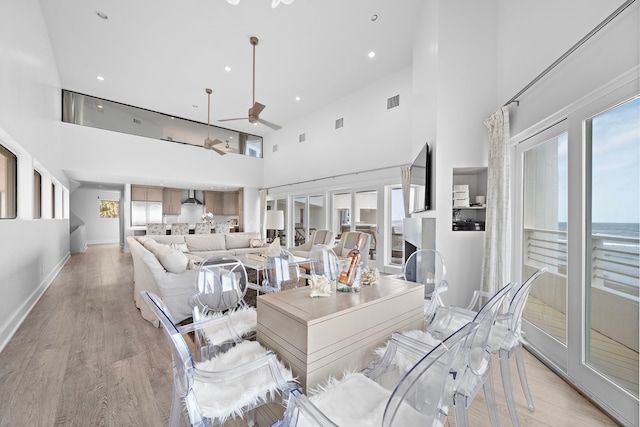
[391,282,514,427]
[300,244,340,284]
[260,249,301,293]
[402,249,449,324]
[454,267,548,426]
[141,291,298,427]
[188,254,257,360]
[274,322,479,427]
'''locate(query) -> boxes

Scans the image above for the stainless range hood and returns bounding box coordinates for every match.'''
[182,189,202,205]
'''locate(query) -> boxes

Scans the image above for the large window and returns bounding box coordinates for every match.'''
[0,144,17,219]
[33,170,42,219]
[51,183,56,219]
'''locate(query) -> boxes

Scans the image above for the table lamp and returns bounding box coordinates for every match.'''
[266,210,285,243]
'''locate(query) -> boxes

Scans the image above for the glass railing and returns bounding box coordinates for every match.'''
[61,90,263,158]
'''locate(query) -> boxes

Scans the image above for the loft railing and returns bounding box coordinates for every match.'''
[524,227,639,299]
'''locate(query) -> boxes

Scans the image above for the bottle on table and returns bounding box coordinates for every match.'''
[337,235,365,289]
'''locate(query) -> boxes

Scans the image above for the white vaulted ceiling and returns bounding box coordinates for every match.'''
[39,0,422,136]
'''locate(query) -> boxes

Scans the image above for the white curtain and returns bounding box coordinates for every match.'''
[481,106,511,295]
[401,164,411,218]
[259,189,268,239]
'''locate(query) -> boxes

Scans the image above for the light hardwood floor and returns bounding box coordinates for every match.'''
[0,244,621,426]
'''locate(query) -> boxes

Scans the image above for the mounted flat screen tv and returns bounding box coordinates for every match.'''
[410,143,431,213]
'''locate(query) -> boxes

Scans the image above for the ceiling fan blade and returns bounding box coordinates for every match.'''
[257,117,282,130]
[211,145,228,156]
[204,138,224,149]
[218,117,249,122]
[250,102,266,117]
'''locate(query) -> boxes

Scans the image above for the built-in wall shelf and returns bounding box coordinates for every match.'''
[452,167,487,231]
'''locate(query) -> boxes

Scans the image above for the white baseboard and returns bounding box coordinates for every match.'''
[0,252,71,352]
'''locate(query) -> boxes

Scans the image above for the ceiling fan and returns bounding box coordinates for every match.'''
[219,36,282,131]
[203,88,233,155]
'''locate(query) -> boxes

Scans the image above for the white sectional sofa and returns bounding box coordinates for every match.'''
[127,232,264,326]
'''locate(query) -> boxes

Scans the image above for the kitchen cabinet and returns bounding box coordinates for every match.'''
[162,188,182,215]
[204,190,239,215]
[223,191,239,215]
[131,185,163,202]
[204,191,223,215]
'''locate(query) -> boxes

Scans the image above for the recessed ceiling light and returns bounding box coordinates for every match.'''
[97,75,104,81]
[370,13,379,22]
[368,51,376,58]
[96,11,108,20]
[170,117,175,120]
[295,96,301,101]
[97,104,103,110]
[224,66,231,72]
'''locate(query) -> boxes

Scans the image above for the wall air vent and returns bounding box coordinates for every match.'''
[133,118,142,124]
[335,118,344,129]
[273,144,278,152]
[387,94,400,110]
[299,133,306,143]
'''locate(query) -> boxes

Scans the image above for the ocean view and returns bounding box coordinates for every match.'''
[558,222,640,240]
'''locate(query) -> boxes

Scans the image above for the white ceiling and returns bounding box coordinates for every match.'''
[40,0,422,137]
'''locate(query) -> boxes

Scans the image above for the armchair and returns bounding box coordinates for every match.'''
[288,229,334,258]
[331,231,371,267]
[141,291,297,427]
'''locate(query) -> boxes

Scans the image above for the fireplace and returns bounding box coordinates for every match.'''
[403,217,435,262]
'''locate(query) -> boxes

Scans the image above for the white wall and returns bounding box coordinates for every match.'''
[413,0,499,307]
[0,0,70,350]
[61,123,264,190]
[70,187,122,245]
[499,0,639,136]
[262,67,413,188]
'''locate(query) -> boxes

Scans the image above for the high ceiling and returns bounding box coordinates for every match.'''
[39,0,422,137]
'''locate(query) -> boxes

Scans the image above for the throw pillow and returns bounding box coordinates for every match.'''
[156,249,189,274]
[250,238,266,248]
[169,242,189,253]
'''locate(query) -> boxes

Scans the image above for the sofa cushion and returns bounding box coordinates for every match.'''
[151,235,187,245]
[185,234,226,252]
[225,232,259,249]
[156,248,189,274]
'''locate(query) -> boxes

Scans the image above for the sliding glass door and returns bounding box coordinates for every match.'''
[515,85,638,424]
[578,95,638,407]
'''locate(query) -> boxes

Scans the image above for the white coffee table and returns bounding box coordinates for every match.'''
[239,255,310,295]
